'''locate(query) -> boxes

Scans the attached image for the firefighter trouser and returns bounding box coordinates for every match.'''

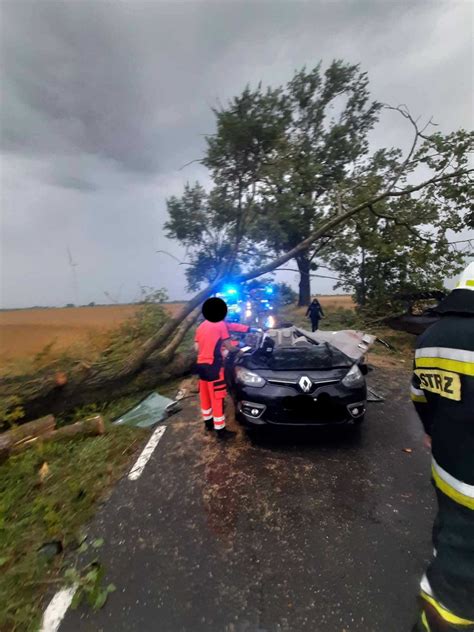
[199,368,227,430]
[413,487,474,631]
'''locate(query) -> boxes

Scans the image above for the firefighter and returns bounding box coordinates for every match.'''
[306,297,325,332]
[194,298,240,441]
[411,262,474,632]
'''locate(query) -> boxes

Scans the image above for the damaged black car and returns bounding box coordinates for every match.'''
[226,326,375,428]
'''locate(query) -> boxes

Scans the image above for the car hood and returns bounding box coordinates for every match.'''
[242,366,349,384]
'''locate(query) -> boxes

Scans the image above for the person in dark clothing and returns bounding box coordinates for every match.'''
[306,297,325,332]
[411,262,474,631]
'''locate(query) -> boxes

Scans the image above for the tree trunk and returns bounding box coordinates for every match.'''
[359,247,367,307]
[2,351,196,422]
[10,416,105,456]
[0,415,56,461]
[0,308,201,423]
[296,253,312,306]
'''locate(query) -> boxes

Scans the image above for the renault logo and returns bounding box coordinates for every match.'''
[298,376,312,393]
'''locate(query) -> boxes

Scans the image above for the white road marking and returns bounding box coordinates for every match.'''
[128,425,166,481]
[40,585,77,632]
[39,426,166,628]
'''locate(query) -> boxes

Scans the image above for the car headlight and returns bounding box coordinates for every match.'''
[342,364,365,388]
[235,366,266,388]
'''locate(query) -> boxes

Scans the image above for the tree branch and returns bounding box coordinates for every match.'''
[156,250,193,266]
[179,158,204,171]
[275,268,341,281]
[367,205,435,244]
[235,167,472,284]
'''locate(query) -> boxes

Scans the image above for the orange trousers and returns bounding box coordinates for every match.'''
[199,368,227,430]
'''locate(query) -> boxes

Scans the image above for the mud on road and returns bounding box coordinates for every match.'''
[59,365,434,632]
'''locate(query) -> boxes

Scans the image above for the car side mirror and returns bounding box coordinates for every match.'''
[360,364,369,375]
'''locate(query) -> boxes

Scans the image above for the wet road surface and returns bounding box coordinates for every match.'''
[60,366,435,632]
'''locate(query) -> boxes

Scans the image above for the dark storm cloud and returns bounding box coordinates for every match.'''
[0,0,472,308]
[0,0,424,175]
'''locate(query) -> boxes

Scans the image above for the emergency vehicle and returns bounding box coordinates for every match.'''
[215,282,276,328]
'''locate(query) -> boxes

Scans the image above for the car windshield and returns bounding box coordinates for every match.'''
[250,342,353,371]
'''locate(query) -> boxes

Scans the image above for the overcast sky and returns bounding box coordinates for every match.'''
[1,0,473,308]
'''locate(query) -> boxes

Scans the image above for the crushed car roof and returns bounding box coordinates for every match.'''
[265,326,376,362]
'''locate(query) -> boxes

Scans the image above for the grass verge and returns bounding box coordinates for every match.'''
[0,418,148,632]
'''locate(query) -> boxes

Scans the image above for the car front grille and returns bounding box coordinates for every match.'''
[267,393,347,424]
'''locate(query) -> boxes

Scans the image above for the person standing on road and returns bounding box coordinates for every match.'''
[411,262,474,632]
[306,297,325,332]
[194,298,238,441]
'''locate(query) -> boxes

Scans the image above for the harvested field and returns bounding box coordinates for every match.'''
[0,303,184,362]
[317,294,355,311]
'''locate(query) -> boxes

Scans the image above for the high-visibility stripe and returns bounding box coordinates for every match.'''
[415,356,474,376]
[411,384,427,403]
[420,592,474,626]
[202,415,213,421]
[415,347,474,363]
[432,458,474,510]
[214,416,225,429]
[420,574,474,624]
[415,347,474,376]
[411,394,428,403]
[421,611,430,632]
[201,408,212,416]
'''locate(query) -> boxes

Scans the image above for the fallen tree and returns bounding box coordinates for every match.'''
[0,415,106,462]
[1,92,472,422]
[0,415,55,461]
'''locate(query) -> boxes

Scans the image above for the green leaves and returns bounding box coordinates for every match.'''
[67,560,116,612]
[329,197,466,314]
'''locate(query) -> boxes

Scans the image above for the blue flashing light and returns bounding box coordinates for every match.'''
[265,286,274,294]
[223,285,238,296]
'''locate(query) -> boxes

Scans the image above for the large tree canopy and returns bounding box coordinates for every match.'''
[168,62,472,306]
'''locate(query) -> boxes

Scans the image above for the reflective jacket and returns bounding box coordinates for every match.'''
[411,313,474,496]
[411,290,474,623]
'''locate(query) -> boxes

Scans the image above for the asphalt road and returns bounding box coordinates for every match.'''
[60,365,435,632]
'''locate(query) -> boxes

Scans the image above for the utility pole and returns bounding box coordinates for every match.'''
[67,247,79,306]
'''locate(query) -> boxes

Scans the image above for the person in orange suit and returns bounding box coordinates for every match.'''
[194,298,240,441]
